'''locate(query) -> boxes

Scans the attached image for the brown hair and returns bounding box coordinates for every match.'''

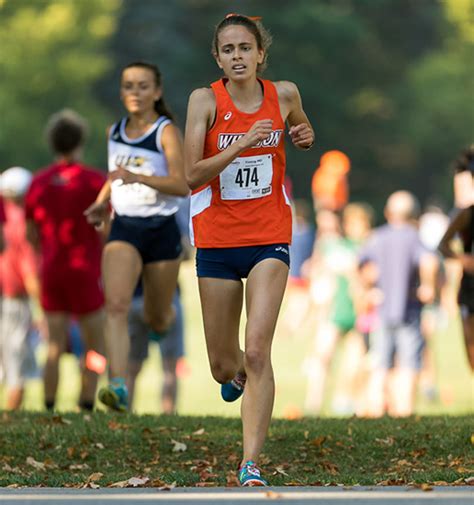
[46,109,88,155]
[122,61,174,120]
[212,14,272,73]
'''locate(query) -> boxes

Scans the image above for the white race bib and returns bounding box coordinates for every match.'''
[219,154,273,200]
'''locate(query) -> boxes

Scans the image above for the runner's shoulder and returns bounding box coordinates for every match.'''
[274,81,299,102]
[189,87,216,109]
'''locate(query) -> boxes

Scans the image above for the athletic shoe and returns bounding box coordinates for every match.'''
[238,460,268,487]
[98,377,128,412]
[221,372,247,402]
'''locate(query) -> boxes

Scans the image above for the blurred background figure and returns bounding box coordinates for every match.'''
[0,195,5,252]
[304,203,373,415]
[439,148,474,371]
[311,150,350,212]
[0,167,42,410]
[127,286,184,414]
[25,109,106,411]
[417,204,450,401]
[281,199,315,336]
[127,200,191,414]
[453,145,474,211]
[360,191,438,417]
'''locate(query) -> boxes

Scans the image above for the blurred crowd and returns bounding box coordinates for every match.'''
[0,111,472,418]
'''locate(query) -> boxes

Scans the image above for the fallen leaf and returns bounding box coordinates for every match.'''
[69,463,90,471]
[265,490,282,499]
[26,457,45,471]
[171,439,187,452]
[310,436,326,447]
[95,443,105,450]
[421,484,433,492]
[52,415,72,425]
[109,477,150,488]
[195,481,217,487]
[273,466,289,477]
[108,420,130,431]
[193,428,205,436]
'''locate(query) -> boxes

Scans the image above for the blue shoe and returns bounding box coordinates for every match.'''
[98,378,128,412]
[238,460,268,487]
[221,373,246,402]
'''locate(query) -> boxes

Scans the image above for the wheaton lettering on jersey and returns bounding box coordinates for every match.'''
[217,130,283,151]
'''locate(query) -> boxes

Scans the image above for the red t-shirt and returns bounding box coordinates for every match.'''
[1,199,38,297]
[0,196,6,223]
[25,161,106,278]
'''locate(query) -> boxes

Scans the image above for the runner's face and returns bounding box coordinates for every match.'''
[120,67,161,115]
[215,25,264,80]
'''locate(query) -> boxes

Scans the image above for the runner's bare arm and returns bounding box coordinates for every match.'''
[276,81,314,150]
[109,124,189,197]
[184,88,273,190]
[84,179,111,225]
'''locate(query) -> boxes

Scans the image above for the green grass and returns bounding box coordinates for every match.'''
[10,262,474,416]
[0,412,472,487]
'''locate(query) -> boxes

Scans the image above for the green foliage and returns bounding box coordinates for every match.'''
[0,0,122,170]
[1,0,471,209]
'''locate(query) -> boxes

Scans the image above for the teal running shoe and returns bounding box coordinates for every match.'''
[98,377,128,412]
[238,460,268,487]
[221,372,246,402]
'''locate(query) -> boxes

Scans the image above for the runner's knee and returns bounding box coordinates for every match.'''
[244,346,271,376]
[209,359,238,384]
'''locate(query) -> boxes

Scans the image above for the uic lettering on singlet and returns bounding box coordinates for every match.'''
[114,154,147,168]
[217,130,283,151]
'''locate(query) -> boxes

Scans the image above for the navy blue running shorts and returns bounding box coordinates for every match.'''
[196,244,290,280]
[108,213,182,264]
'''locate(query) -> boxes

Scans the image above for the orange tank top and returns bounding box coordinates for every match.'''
[190,78,292,248]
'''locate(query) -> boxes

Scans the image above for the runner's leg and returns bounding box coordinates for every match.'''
[102,241,142,378]
[142,258,181,334]
[198,277,244,384]
[241,258,288,465]
[77,308,105,409]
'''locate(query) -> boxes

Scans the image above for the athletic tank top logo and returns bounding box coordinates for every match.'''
[114,154,147,168]
[217,129,283,151]
[224,111,232,120]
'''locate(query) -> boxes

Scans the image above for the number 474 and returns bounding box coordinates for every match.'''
[235,167,259,188]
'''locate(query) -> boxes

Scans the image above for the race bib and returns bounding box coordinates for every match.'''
[220,154,273,200]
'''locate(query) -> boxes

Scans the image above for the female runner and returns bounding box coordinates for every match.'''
[86,61,188,411]
[184,14,314,486]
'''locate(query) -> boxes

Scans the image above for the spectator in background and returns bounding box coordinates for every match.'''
[311,150,350,212]
[25,109,106,411]
[439,149,474,371]
[0,167,41,410]
[304,203,373,415]
[360,191,438,417]
[127,285,184,414]
[417,204,450,400]
[0,195,5,252]
[453,145,474,210]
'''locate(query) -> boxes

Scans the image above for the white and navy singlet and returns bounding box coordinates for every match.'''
[108,116,182,217]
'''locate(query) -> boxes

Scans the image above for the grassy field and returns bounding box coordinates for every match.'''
[4,261,474,417]
[0,412,472,487]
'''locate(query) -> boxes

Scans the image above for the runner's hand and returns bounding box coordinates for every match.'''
[109,165,139,185]
[289,123,313,149]
[238,119,273,150]
[84,201,109,226]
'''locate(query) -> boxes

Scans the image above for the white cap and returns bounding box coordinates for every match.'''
[0,167,32,197]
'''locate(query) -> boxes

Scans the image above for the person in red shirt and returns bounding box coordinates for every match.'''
[0,167,41,409]
[0,195,5,252]
[25,109,106,411]
[184,14,314,486]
